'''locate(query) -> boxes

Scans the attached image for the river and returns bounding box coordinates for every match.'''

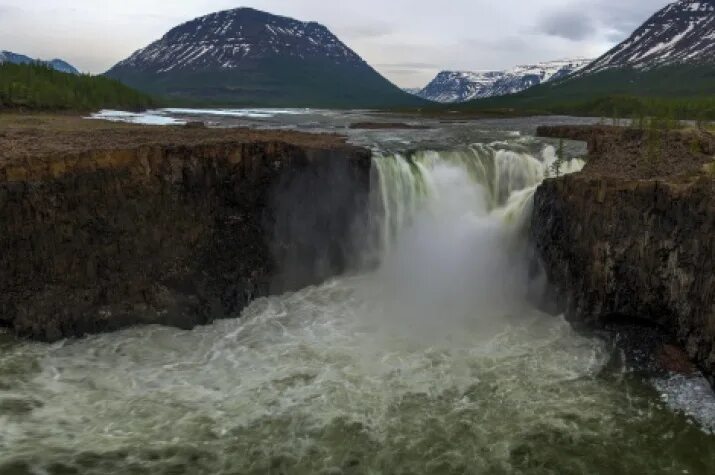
[1,109,714,474]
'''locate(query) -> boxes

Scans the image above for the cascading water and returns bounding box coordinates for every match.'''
[1,133,713,474]
[372,143,584,253]
[363,144,583,344]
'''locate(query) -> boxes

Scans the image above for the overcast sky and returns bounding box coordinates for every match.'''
[0,0,672,87]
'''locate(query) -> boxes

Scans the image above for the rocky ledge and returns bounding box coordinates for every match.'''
[534,124,715,377]
[0,116,372,341]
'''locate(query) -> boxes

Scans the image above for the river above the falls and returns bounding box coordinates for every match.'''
[1,110,714,474]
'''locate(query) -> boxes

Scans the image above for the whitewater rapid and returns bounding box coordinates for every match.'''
[1,140,714,474]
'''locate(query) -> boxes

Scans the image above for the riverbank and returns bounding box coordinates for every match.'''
[0,114,372,340]
[534,124,715,378]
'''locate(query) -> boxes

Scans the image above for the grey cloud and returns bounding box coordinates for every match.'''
[374,62,439,70]
[0,5,22,16]
[538,10,597,40]
[535,0,671,42]
[468,35,531,53]
[338,24,395,40]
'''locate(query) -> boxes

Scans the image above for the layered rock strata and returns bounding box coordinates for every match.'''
[0,118,371,340]
[533,125,715,375]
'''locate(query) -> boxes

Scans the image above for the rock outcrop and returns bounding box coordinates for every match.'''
[533,125,715,376]
[0,117,372,340]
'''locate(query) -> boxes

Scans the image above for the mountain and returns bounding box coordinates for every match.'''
[0,51,79,74]
[459,0,715,118]
[45,59,79,75]
[417,59,591,103]
[582,0,714,73]
[402,88,422,95]
[106,8,426,108]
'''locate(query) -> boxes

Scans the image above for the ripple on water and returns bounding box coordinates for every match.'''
[0,277,713,474]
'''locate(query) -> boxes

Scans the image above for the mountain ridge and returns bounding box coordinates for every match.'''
[581,0,714,74]
[106,8,425,108]
[417,58,591,103]
[0,50,79,74]
[458,0,715,118]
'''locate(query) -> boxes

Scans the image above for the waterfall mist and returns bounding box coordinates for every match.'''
[362,145,584,343]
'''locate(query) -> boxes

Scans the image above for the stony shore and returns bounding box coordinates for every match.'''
[0,115,373,340]
[534,125,715,377]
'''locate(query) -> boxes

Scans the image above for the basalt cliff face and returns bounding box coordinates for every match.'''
[0,118,371,341]
[533,125,715,375]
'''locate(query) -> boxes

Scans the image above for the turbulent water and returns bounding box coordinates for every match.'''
[2,112,715,474]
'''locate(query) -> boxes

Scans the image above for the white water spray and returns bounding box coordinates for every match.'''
[372,144,584,252]
[365,144,584,342]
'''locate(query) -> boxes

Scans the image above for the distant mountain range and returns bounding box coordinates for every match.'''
[0,51,79,74]
[462,0,715,115]
[415,59,592,103]
[7,0,706,112]
[105,8,425,108]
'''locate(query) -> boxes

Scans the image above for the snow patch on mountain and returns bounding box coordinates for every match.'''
[582,0,714,73]
[112,8,365,74]
[416,58,592,103]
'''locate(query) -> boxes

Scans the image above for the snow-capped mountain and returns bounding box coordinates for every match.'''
[106,8,423,108]
[110,8,364,73]
[0,51,79,74]
[417,58,591,103]
[583,0,714,73]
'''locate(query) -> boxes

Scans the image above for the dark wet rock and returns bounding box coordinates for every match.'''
[533,125,715,379]
[658,344,698,375]
[0,123,372,340]
[594,321,696,377]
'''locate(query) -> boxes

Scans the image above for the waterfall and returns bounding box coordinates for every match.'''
[363,143,585,340]
[371,143,585,255]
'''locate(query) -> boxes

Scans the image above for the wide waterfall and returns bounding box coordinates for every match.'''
[1,135,713,474]
[363,144,584,343]
[372,144,584,254]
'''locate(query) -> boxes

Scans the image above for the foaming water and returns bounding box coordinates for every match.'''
[1,140,714,474]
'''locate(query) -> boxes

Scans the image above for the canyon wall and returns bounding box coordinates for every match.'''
[533,125,715,375]
[0,124,371,341]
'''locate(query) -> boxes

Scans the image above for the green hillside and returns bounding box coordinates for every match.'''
[456,65,715,119]
[0,62,157,111]
[107,57,427,109]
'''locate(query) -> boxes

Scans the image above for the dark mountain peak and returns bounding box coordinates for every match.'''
[582,0,714,73]
[105,8,424,108]
[200,7,317,25]
[110,7,363,74]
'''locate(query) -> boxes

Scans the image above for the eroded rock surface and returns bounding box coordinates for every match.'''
[534,125,715,376]
[0,118,371,340]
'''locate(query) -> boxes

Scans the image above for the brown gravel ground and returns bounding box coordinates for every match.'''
[0,114,351,164]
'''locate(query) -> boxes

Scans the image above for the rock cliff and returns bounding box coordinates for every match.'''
[0,117,371,340]
[533,125,715,376]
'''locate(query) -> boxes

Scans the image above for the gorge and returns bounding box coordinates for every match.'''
[0,111,713,473]
[534,125,715,378]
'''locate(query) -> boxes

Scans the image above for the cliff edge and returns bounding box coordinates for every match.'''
[534,124,715,376]
[0,116,372,340]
